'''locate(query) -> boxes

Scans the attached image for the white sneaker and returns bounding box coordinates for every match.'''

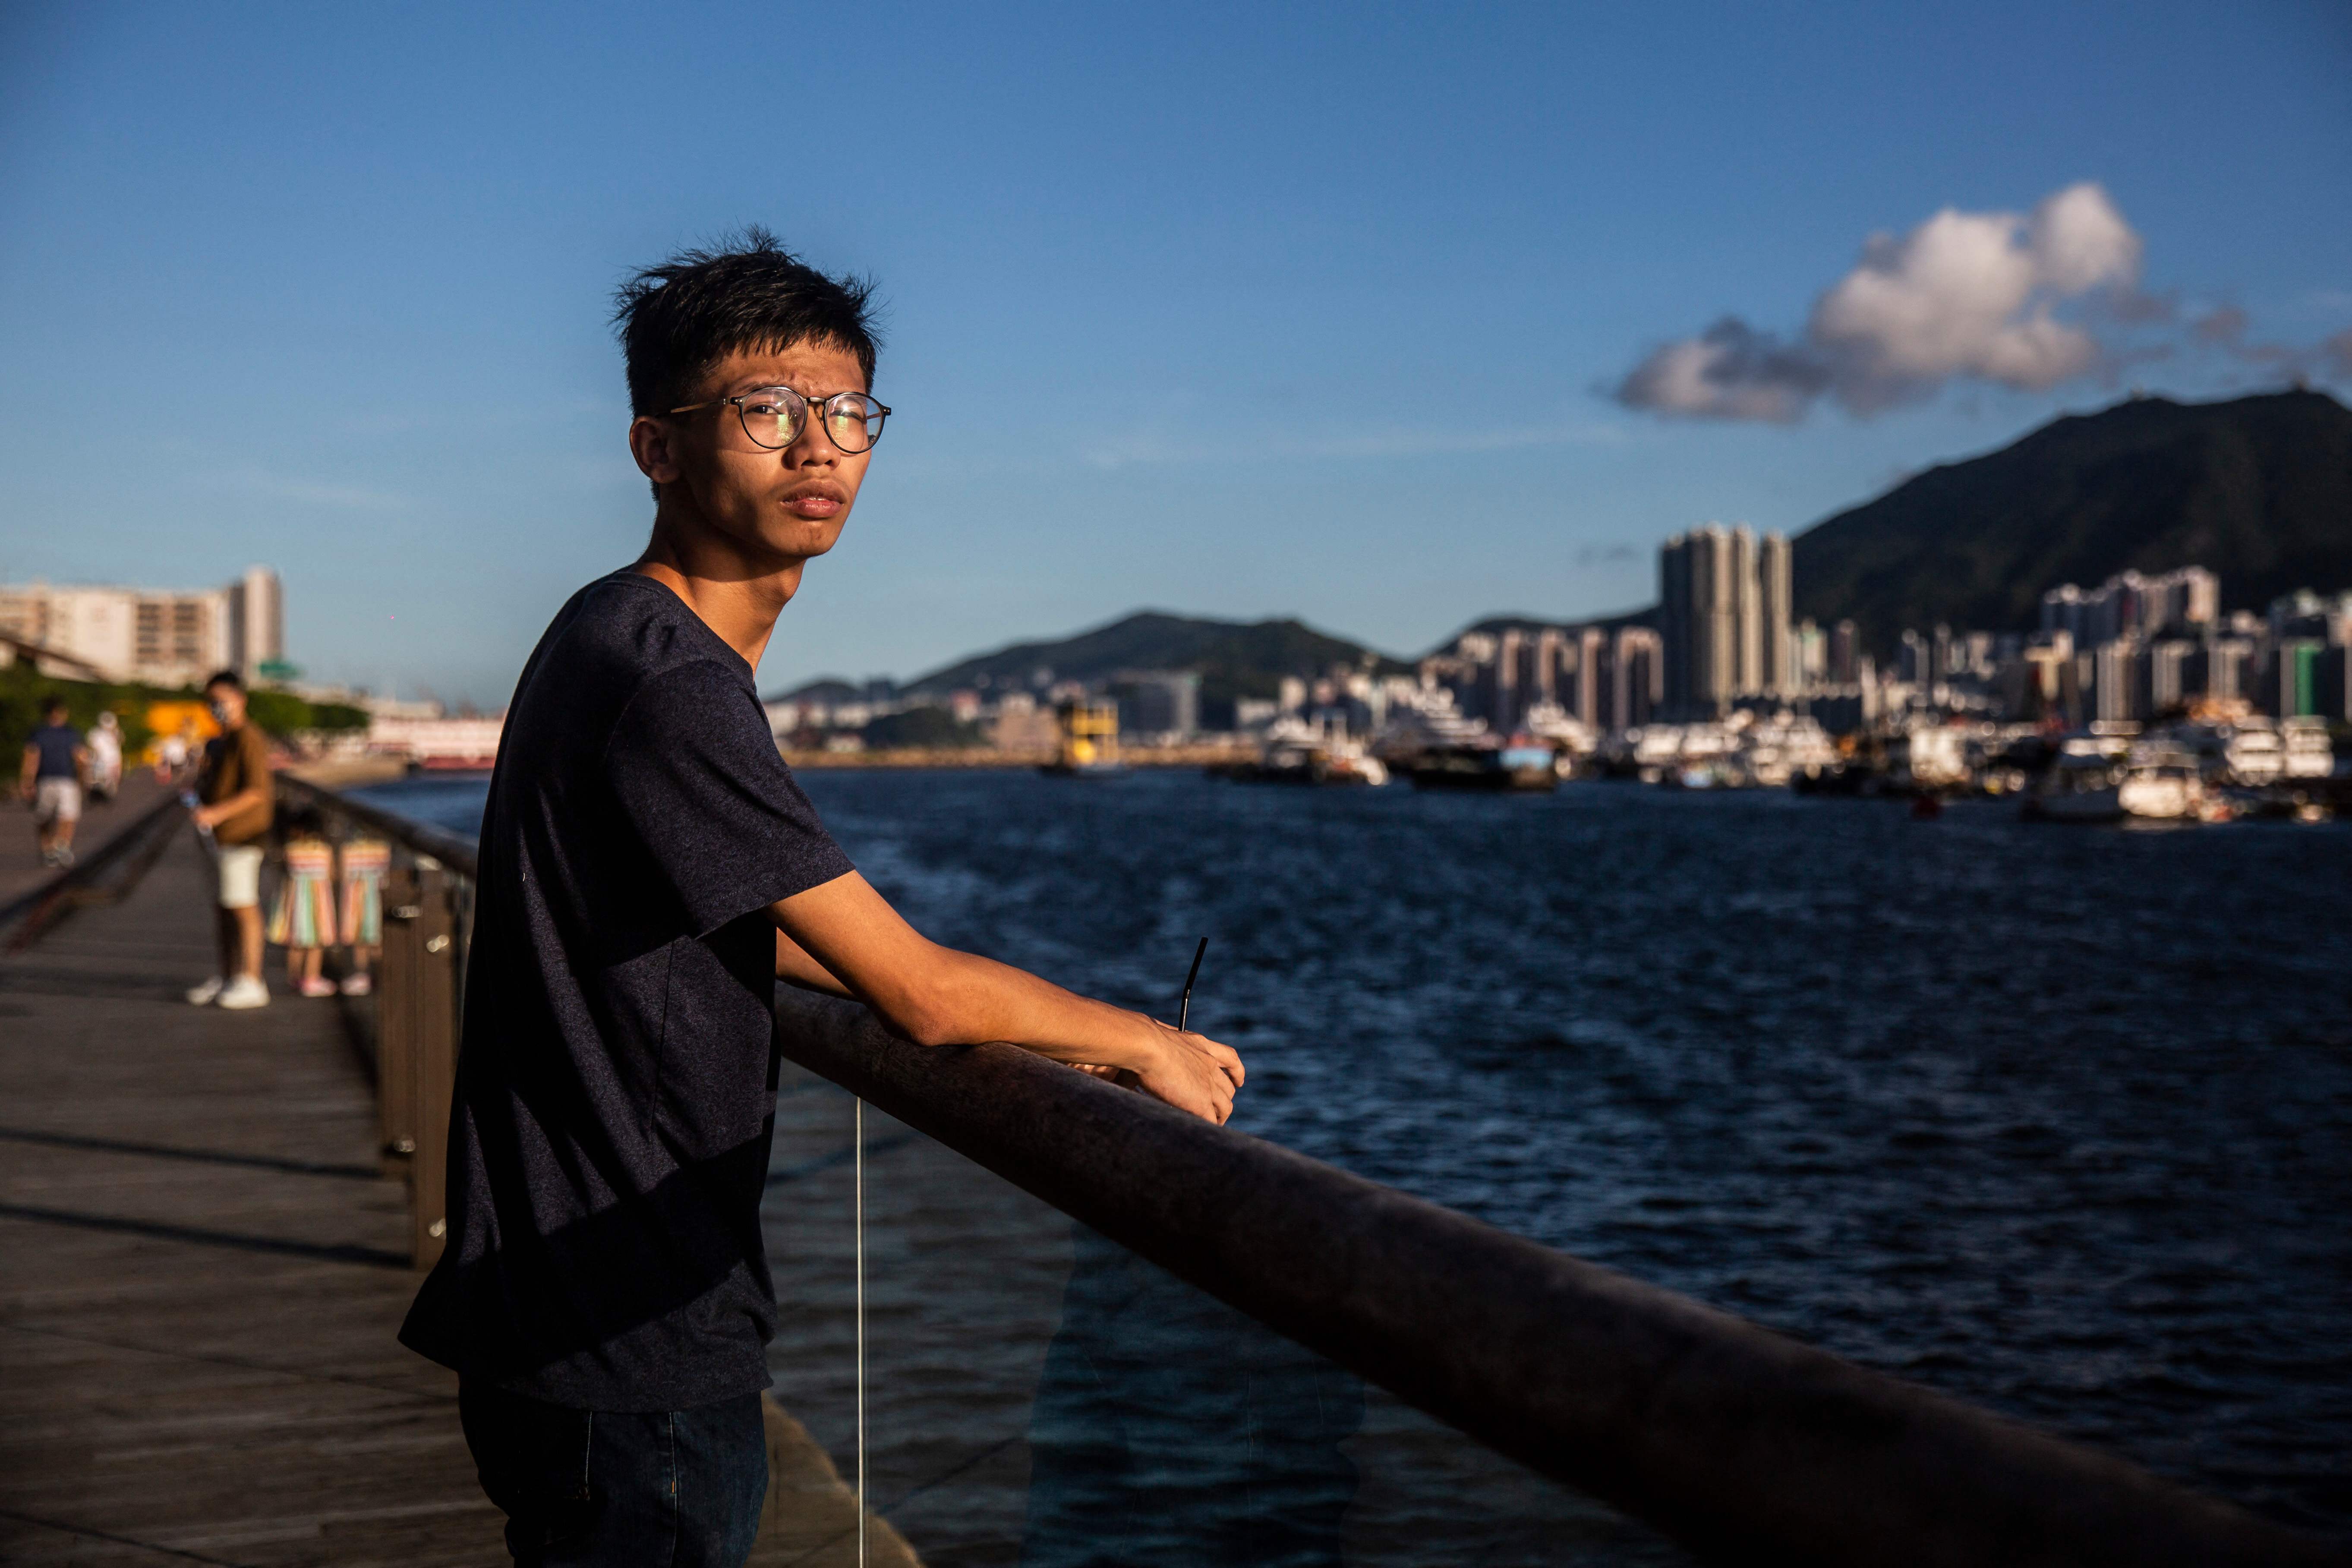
[217,975,271,1010]
[186,976,227,1006]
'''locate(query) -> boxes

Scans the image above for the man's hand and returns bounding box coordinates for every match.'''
[1124,1013,1245,1125]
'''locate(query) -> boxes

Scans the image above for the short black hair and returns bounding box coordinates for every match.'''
[203,669,245,694]
[41,694,67,717]
[612,227,880,418]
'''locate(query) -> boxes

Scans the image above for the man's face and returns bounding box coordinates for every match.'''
[629,339,874,568]
[206,685,246,727]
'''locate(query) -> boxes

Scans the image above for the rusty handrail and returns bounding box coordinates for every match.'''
[774,986,2343,1568]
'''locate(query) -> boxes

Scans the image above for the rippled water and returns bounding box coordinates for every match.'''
[359,768,2352,1550]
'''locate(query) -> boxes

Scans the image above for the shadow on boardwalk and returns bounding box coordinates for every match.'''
[0,826,913,1566]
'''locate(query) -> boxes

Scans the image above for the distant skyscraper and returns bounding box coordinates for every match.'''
[1658,523,1788,715]
[1759,531,1793,696]
[1829,619,1858,685]
[1573,626,1607,727]
[1613,627,1662,727]
[1731,526,1761,697]
[1659,532,1693,713]
[2043,566,2219,647]
[226,565,284,679]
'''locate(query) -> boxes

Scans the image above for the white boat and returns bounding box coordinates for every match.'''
[2116,745,2205,820]
[2024,740,2125,823]
[2282,719,2334,780]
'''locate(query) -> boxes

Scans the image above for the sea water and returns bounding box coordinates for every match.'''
[358,768,2352,1550]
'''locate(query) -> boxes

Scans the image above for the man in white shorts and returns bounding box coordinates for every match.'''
[187,671,274,1010]
[20,697,88,868]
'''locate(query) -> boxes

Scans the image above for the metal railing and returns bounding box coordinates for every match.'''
[284,771,2342,1564]
[277,773,475,1270]
[774,985,2345,1568]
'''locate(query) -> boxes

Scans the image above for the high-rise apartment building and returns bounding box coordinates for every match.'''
[1759,533,1793,695]
[1731,527,1762,697]
[1612,627,1663,728]
[0,568,284,687]
[1657,524,1793,716]
[1828,619,1858,684]
[2041,567,2218,646]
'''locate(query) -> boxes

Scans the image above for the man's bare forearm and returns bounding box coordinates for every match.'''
[775,930,855,998]
[894,947,1165,1067]
[770,871,1243,1123]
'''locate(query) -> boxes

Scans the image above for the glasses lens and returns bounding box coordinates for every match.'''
[823,395,884,454]
[735,388,805,450]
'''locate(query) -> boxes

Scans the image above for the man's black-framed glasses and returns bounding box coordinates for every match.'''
[665,385,891,454]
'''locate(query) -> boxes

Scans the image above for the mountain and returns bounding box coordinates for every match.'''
[1430,604,1657,655]
[765,677,865,706]
[903,610,1407,728]
[1793,389,2352,653]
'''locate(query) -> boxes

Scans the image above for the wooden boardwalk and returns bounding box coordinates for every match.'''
[0,775,167,919]
[0,822,913,1566]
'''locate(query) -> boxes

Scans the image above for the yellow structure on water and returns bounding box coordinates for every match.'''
[1046,698,1122,775]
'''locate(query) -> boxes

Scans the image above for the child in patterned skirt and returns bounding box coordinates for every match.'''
[267,806,340,997]
[337,833,391,997]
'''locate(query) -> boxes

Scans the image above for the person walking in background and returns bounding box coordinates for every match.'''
[20,697,88,868]
[337,831,389,997]
[266,805,339,997]
[86,711,124,803]
[187,670,275,1010]
[155,726,188,784]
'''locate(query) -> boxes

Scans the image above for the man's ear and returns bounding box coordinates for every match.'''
[628,416,683,486]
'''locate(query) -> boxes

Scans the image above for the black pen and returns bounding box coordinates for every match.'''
[1179,937,1207,1032]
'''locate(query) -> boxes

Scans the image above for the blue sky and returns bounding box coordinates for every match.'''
[2,2,2346,704]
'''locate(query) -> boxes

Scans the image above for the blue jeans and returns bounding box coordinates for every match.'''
[458,1381,767,1567]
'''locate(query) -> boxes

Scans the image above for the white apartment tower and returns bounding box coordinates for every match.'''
[1658,524,1794,716]
[0,567,284,687]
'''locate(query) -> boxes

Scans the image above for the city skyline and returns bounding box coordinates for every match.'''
[3,3,2347,705]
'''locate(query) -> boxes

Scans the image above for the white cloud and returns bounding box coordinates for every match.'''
[1608,317,1826,424]
[1614,182,2151,420]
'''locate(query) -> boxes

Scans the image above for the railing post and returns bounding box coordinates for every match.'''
[377,867,422,1180]
[409,862,458,1272]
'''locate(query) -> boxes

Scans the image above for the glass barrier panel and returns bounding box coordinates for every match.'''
[761,1075,1689,1567]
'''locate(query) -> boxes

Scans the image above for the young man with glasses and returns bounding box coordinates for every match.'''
[400,231,1244,1566]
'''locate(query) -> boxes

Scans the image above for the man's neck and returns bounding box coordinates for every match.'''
[632,513,807,670]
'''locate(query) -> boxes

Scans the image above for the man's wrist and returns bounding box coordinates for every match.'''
[1116,1009,1172,1073]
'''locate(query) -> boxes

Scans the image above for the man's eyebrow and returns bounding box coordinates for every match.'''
[726,379,861,396]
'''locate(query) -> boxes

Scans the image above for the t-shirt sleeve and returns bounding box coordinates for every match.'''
[605,659,856,936]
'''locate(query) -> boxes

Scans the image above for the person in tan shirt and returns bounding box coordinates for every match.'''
[187,670,275,1010]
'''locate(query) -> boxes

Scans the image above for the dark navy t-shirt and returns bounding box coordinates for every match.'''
[400,571,854,1410]
[28,723,82,779]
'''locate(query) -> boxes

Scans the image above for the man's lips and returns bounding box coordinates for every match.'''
[781,489,845,519]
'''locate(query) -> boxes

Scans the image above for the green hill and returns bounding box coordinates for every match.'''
[903,610,1406,728]
[1793,389,2352,654]
[1428,605,1656,656]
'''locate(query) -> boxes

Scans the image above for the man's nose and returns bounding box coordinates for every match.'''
[782,411,836,465]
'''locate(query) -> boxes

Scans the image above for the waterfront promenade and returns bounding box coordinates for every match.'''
[0,774,167,918]
[0,819,912,1565]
